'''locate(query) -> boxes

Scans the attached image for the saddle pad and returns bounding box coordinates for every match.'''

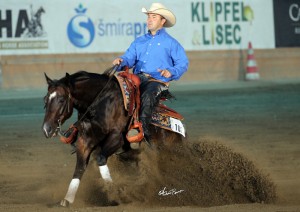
[115,74,131,111]
[151,112,186,137]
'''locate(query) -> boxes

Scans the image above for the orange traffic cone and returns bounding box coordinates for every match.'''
[245,42,260,80]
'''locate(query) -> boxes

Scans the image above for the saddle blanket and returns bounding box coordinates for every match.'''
[152,111,186,137]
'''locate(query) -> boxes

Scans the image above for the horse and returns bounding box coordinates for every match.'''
[24,6,45,37]
[34,7,45,31]
[42,68,185,207]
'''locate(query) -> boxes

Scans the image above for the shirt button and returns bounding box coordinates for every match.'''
[146,52,149,55]
[144,61,146,63]
[149,43,152,46]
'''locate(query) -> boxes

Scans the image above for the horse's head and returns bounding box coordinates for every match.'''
[42,73,74,138]
[34,7,45,19]
[37,7,45,14]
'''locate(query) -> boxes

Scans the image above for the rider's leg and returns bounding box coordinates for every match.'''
[139,81,167,145]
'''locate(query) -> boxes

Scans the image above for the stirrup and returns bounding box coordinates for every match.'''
[128,129,141,149]
[126,122,144,143]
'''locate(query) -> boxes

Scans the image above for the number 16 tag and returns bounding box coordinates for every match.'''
[170,117,186,137]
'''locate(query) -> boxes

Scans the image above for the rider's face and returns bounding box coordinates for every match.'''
[147,13,166,35]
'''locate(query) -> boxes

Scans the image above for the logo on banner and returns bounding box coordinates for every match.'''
[191,1,253,47]
[67,4,95,48]
[289,3,300,34]
[0,4,48,50]
[289,3,300,22]
[22,5,47,38]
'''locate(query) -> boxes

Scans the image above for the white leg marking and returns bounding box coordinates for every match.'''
[64,178,80,203]
[99,165,113,182]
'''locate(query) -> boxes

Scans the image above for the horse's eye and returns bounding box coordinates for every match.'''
[58,97,65,104]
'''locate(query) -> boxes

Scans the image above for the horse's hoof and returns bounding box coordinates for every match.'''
[60,199,70,207]
[130,142,140,149]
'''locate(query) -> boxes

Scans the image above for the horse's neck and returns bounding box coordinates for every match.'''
[72,76,109,110]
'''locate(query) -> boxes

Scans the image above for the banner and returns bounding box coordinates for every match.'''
[0,0,275,55]
[273,0,300,47]
[188,1,275,50]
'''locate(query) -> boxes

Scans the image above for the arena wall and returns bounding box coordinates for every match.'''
[1,0,299,89]
[1,48,300,89]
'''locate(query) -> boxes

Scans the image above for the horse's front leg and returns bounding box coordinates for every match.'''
[60,136,92,207]
[96,130,124,182]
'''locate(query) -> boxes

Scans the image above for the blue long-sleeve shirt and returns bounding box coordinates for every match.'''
[120,28,189,83]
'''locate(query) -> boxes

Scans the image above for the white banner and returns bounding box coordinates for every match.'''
[0,0,275,55]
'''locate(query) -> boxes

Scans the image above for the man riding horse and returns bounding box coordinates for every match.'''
[113,3,189,146]
[42,3,188,207]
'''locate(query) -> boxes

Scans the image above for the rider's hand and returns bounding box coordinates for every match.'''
[158,69,172,78]
[113,58,123,66]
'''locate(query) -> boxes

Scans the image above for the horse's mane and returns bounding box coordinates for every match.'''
[48,71,107,89]
[70,71,103,82]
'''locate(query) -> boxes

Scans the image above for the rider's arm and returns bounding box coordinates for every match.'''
[119,41,137,69]
[165,40,189,81]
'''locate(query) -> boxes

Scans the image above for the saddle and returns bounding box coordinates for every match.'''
[115,67,185,143]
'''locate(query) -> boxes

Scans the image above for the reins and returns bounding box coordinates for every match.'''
[57,65,119,139]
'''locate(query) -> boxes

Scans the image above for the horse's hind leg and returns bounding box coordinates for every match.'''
[60,137,92,207]
[96,131,123,182]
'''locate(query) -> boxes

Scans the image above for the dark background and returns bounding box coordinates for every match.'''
[273,0,300,47]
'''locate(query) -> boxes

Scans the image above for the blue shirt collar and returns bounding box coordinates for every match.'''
[147,28,165,37]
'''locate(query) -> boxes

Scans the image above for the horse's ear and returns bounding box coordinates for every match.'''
[62,73,72,87]
[44,73,53,85]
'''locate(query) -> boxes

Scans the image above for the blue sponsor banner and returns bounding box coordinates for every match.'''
[0,0,275,55]
[0,0,148,55]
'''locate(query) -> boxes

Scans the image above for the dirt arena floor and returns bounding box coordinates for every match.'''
[0,79,299,212]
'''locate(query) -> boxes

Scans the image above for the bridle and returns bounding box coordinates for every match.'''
[44,85,74,137]
[57,91,73,135]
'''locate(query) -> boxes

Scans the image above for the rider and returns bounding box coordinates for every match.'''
[113,3,189,145]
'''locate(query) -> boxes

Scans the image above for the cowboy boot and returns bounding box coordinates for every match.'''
[140,117,152,146]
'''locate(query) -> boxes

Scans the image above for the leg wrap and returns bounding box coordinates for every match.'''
[64,178,80,204]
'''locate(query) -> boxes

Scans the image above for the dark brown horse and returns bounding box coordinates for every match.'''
[42,68,185,207]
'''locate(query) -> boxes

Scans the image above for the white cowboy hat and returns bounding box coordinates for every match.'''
[142,3,176,27]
